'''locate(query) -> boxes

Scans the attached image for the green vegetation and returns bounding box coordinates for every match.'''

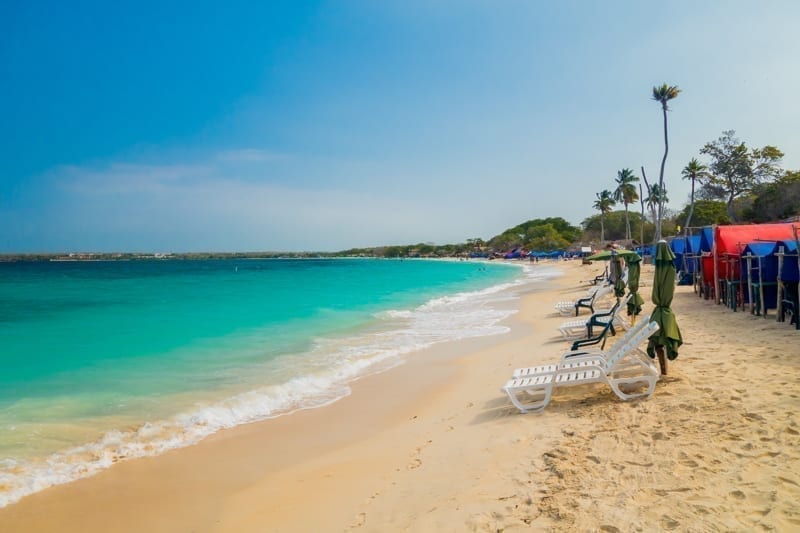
[593,190,615,242]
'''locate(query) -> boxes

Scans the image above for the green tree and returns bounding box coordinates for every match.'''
[652,83,681,241]
[674,200,730,227]
[699,130,784,222]
[593,189,616,243]
[680,158,710,234]
[527,224,571,251]
[612,168,640,242]
[744,171,800,222]
[581,211,653,244]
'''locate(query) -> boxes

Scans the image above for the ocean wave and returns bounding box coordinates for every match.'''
[0,264,550,508]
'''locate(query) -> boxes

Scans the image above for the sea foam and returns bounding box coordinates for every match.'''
[0,261,559,508]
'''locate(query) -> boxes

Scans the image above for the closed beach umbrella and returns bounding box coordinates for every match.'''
[647,240,683,373]
[625,253,645,318]
[609,252,626,297]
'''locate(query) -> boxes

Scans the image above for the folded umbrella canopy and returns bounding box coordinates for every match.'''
[625,253,645,318]
[647,240,683,372]
[585,249,640,261]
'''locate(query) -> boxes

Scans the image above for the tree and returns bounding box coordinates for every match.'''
[612,168,640,242]
[744,171,800,222]
[582,211,652,243]
[674,200,730,227]
[651,83,681,241]
[644,184,668,223]
[680,158,710,234]
[593,190,616,242]
[699,130,784,222]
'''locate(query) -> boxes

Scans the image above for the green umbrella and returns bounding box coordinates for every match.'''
[609,253,626,297]
[585,249,640,261]
[625,253,645,318]
[647,240,683,363]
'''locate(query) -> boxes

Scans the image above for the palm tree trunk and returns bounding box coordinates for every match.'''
[600,217,605,243]
[684,179,695,238]
[656,105,669,242]
[624,204,630,241]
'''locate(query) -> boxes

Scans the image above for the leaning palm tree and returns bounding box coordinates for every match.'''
[612,168,640,242]
[680,158,710,235]
[652,83,681,241]
[593,189,616,243]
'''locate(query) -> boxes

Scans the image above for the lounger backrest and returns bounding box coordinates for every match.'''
[605,321,659,370]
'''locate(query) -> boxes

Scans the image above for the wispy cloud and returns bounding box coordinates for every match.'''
[215,148,284,163]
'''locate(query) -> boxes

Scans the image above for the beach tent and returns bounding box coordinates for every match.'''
[699,227,714,253]
[775,239,799,326]
[740,241,780,314]
[670,237,687,269]
[707,223,796,305]
[776,239,799,282]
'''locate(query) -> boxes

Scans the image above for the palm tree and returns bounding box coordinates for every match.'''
[593,189,615,243]
[652,83,681,241]
[644,184,668,223]
[612,168,640,242]
[680,158,710,235]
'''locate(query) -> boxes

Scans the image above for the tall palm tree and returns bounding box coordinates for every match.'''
[680,158,710,235]
[593,189,615,243]
[612,168,640,242]
[652,83,681,241]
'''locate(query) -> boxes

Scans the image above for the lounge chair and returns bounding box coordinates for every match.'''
[557,294,632,340]
[502,321,660,413]
[554,284,613,316]
[518,319,650,378]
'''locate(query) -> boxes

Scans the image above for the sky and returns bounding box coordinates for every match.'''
[2,0,800,252]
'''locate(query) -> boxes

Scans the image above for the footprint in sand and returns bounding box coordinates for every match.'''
[407,457,422,470]
[729,490,746,500]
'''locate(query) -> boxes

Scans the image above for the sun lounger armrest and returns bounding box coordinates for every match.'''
[569,320,612,351]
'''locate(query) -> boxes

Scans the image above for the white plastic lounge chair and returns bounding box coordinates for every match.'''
[558,293,633,340]
[502,321,660,413]
[554,284,614,316]
[516,318,651,379]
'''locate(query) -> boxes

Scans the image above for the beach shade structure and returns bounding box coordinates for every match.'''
[647,240,682,375]
[625,252,645,319]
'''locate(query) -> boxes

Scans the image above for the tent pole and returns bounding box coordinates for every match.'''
[713,225,719,304]
[777,248,784,322]
[745,254,754,314]
[795,225,800,329]
[758,255,766,318]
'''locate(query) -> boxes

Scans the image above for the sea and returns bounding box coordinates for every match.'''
[0,257,558,507]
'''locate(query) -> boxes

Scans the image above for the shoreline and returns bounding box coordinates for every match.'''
[0,257,529,509]
[2,259,798,531]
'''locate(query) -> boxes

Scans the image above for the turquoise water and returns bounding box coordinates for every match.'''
[0,258,552,506]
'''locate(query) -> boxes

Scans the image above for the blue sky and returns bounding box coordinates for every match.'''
[2,1,799,252]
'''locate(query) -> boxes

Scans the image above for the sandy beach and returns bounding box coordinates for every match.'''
[1,259,798,532]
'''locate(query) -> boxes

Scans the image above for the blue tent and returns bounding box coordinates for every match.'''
[699,226,714,253]
[776,240,799,282]
[687,235,702,254]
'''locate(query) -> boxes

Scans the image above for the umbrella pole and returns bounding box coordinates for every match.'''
[655,345,668,375]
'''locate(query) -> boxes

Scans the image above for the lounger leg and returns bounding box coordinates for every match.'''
[505,383,553,413]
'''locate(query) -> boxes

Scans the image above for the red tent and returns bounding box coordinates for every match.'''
[705,223,797,302]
